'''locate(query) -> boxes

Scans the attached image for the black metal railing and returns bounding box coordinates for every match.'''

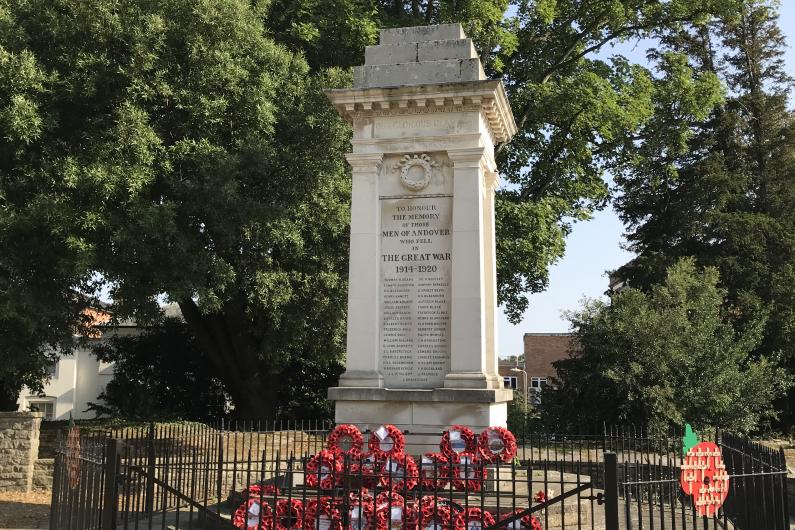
[48,420,790,530]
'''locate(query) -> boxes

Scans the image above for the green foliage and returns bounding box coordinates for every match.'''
[613,0,795,424]
[258,0,735,322]
[88,320,228,421]
[543,259,791,435]
[506,390,534,436]
[493,0,735,321]
[0,0,351,416]
[0,0,746,414]
[89,319,344,421]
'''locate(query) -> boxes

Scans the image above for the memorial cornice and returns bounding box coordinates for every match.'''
[325,80,517,144]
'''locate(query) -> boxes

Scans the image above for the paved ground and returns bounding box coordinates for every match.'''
[0,490,50,530]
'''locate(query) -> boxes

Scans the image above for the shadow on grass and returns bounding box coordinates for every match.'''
[0,499,50,529]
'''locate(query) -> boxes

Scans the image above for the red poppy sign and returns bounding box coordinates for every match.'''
[679,440,730,516]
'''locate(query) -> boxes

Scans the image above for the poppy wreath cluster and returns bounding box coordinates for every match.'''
[345,491,375,530]
[304,497,343,530]
[234,498,273,530]
[533,490,552,504]
[451,453,487,492]
[418,497,463,530]
[306,450,344,490]
[375,492,418,530]
[354,452,382,488]
[439,425,476,458]
[418,453,450,491]
[328,425,365,460]
[369,425,405,459]
[276,499,305,530]
[477,427,517,464]
[502,510,543,530]
[245,484,280,500]
[461,507,495,530]
[379,454,419,491]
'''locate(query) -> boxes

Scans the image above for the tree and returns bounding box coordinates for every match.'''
[1,0,736,413]
[612,0,795,423]
[543,259,790,434]
[259,0,739,321]
[89,319,229,421]
[0,0,352,416]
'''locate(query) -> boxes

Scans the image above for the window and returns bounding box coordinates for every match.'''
[502,376,517,389]
[530,377,547,389]
[29,401,55,421]
[47,362,58,377]
[530,377,547,405]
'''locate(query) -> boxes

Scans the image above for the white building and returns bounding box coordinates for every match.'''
[16,309,139,421]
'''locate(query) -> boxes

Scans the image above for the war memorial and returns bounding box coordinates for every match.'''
[326,23,517,435]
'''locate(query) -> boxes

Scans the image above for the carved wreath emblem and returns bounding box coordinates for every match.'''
[393,153,438,191]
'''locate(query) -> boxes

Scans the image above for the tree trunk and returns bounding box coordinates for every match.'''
[178,299,277,419]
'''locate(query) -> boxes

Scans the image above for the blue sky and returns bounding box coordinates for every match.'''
[497,3,795,357]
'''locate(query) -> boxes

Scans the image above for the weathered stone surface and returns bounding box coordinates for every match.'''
[353,59,485,88]
[365,43,418,65]
[33,458,54,489]
[0,412,42,492]
[417,38,477,62]
[379,23,465,45]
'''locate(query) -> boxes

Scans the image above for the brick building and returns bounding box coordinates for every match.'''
[499,333,574,404]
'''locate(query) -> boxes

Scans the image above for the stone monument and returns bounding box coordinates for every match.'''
[326,23,516,435]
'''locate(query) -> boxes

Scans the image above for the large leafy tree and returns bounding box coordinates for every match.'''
[543,259,790,434]
[1,0,738,414]
[613,0,795,422]
[261,0,738,321]
[0,0,351,417]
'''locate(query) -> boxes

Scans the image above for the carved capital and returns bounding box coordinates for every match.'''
[446,147,487,169]
[345,153,384,173]
[484,170,500,192]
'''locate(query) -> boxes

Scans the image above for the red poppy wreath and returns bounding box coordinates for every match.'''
[306,450,343,490]
[369,425,405,459]
[418,497,463,530]
[379,454,418,491]
[234,498,273,530]
[477,427,517,464]
[303,497,342,530]
[328,424,364,460]
[439,426,476,459]
[418,453,450,491]
[276,499,304,530]
[451,453,487,493]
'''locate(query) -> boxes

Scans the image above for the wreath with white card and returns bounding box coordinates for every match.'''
[369,424,405,458]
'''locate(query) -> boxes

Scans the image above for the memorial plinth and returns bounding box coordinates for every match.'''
[326,23,516,434]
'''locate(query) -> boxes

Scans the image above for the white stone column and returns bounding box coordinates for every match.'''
[339,153,384,388]
[483,170,500,379]
[444,148,499,389]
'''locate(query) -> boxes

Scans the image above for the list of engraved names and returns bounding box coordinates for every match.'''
[380,196,452,388]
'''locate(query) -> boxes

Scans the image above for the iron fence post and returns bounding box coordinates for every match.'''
[217,422,224,515]
[780,447,790,530]
[101,438,121,530]
[145,422,156,518]
[604,451,619,530]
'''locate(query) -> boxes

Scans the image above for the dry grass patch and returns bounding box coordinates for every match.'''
[0,490,50,529]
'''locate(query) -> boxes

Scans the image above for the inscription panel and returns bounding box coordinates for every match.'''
[374,113,473,138]
[380,196,452,388]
